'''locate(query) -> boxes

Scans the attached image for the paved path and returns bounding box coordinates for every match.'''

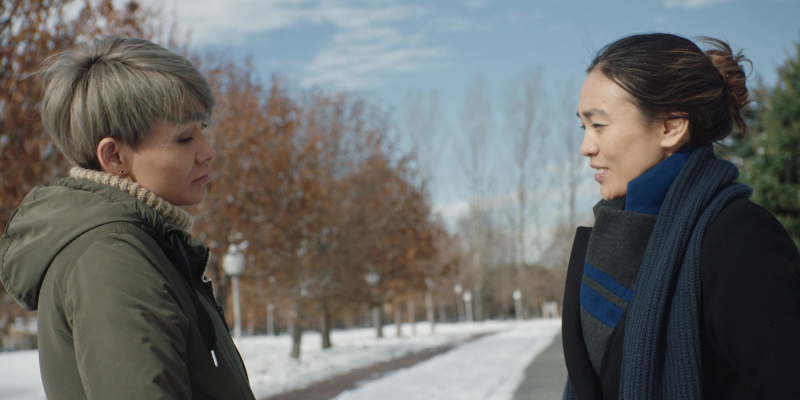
[331,321,560,400]
[262,333,492,400]
[512,333,567,400]
[261,321,565,400]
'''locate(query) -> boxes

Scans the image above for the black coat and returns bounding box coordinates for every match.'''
[562,198,800,399]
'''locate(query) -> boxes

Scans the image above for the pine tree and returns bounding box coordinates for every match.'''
[748,36,800,247]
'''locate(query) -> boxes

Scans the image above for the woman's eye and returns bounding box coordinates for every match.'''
[177,137,193,144]
[593,124,604,129]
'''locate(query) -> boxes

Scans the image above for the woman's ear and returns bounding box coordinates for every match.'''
[661,115,690,153]
[96,138,127,176]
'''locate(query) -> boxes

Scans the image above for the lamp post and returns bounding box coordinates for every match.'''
[365,272,382,338]
[425,277,435,334]
[223,243,245,338]
[513,289,523,321]
[266,303,276,336]
[267,275,277,336]
[463,290,473,323]
[454,284,464,322]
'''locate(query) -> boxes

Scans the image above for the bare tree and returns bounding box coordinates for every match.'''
[458,74,493,321]
[402,90,444,186]
[539,79,586,274]
[559,79,584,228]
[502,66,548,276]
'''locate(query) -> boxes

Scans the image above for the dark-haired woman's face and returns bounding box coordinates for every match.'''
[578,71,669,201]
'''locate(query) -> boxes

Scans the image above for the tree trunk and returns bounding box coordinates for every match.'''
[321,298,332,349]
[290,300,303,359]
[373,303,384,338]
[474,282,484,321]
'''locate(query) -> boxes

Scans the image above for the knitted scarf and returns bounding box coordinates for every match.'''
[563,145,750,400]
[618,145,751,399]
[69,167,194,231]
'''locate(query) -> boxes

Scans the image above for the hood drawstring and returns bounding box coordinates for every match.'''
[168,231,219,366]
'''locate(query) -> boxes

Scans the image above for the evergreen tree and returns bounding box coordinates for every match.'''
[746,36,800,247]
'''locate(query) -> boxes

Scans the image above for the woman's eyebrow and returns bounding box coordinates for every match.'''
[577,108,608,118]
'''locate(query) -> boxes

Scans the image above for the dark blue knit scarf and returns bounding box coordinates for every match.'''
[619,144,751,399]
[563,145,751,400]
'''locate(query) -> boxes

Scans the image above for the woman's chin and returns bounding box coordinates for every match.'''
[600,188,625,201]
[167,192,207,207]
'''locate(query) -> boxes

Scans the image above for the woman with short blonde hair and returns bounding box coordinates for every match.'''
[0,36,256,399]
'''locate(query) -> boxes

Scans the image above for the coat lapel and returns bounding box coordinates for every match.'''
[563,226,603,400]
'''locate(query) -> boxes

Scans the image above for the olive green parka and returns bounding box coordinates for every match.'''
[0,177,256,400]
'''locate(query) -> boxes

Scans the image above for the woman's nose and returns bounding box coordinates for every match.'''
[199,135,216,163]
[580,131,598,157]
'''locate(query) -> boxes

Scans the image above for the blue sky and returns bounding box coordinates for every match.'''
[149,0,800,237]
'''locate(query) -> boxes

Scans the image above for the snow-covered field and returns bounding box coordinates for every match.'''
[0,319,561,400]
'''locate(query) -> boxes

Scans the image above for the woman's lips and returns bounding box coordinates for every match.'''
[194,174,211,184]
[594,168,608,182]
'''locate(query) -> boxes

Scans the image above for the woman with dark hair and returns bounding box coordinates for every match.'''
[562,33,800,399]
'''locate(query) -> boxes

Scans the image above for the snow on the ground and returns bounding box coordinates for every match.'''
[332,319,561,400]
[242,319,558,398]
[0,319,561,400]
[0,350,45,400]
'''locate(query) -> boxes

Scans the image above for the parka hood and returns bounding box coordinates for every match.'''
[0,177,200,310]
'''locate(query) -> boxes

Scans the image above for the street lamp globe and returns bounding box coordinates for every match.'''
[365,272,380,287]
[424,277,435,290]
[223,244,245,277]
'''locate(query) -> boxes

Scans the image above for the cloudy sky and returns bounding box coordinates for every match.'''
[143,0,800,233]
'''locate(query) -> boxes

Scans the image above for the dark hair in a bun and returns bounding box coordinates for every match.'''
[588,33,750,144]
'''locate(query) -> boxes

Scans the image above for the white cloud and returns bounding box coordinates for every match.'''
[154,0,314,45]
[663,0,731,9]
[302,36,452,88]
[143,0,456,89]
[433,199,471,221]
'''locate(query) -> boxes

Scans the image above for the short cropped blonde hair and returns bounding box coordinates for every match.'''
[38,36,215,170]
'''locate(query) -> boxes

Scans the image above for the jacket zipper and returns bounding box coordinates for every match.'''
[201,249,220,367]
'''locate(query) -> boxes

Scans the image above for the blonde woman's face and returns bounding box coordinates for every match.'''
[124,120,216,206]
[577,71,669,201]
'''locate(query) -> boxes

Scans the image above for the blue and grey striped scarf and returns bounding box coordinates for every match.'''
[564,145,751,399]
